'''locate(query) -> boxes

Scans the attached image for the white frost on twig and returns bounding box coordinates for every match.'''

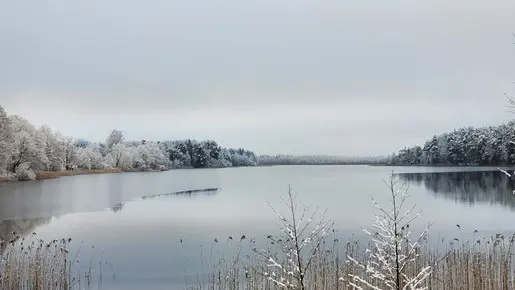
[259,186,333,289]
[344,175,433,290]
[498,168,512,177]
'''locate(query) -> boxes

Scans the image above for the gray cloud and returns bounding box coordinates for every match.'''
[1,0,515,155]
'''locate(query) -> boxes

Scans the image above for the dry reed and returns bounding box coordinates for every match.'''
[186,233,514,290]
[186,177,515,290]
[0,233,111,290]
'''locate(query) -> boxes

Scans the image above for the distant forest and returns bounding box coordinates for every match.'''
[7,103,513,182]
[258,155,386,166]
[389,121,515,166]
[0,106,258,181]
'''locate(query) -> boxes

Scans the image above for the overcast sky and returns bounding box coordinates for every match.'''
[2,0,515,156]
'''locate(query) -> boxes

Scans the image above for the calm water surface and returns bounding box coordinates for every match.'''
[1,165,515,289]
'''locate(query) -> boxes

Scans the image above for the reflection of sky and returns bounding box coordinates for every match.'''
[1,166,515,289]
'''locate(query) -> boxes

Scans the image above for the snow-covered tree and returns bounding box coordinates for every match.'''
[39,125,66,171]
[105,129,124,151]
[390,121,515,166]
[108,143,134,169]
[14,162,36,181]
[75,147,93,170]
[258,154,386,166]
[0,106,13,175]
[0,106,259,179]
[225,148,258,166]
[161,140,257,169]
[346,175,433,290]
[163,141,192,168]
[7,115,48,177]
[257,187,333,289]
[84,144,109,170]
[421,136,439,165]
[62,136,79,170]
[135,142,168,170]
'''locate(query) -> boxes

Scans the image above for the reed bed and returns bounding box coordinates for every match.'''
[0,233,111,290]
[186,233,515,290]
[0,233,73,289]
[1,175,514,290]
[186,177,515,290]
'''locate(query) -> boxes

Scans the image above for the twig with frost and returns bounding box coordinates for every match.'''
[498,168,512,178]
[345,174,434,290]
[255,186,333,289]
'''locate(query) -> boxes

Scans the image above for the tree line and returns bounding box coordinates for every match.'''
[0,106,258,181]
[258,154,386,165]
[389,121,515,166]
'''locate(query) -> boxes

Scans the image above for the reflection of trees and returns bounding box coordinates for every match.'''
[396,171,515,210]
[111,202,124,213]
[140,188,219,200]
[0,217,51,253]
[109,188,220,213]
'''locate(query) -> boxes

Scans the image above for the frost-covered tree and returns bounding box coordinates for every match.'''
[0,106,259,179]
[161,139,257,169]
[225,148,258,166]
[214,148,232,167]
[258,154,387,165]
[0,106,13,175]
[135,142,168,170]
[14,162,36,181]
[75,147,93,170]
[82,144,109,170]
[390,121,515,166]
[105,129,124,151]
[39,125,66,171]
[421,136,439,165]
[346,175,433,290]
[108,143,134,169]
[75,138,90,148]
[62,136,79,170]
[256,187,333,289]
[7,115,48,177]
[163,140,191,168]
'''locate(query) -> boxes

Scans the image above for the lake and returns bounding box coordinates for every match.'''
[1,165,515,289]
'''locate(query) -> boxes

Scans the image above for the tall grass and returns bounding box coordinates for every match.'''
[1,175,514,289]
[185,232,514,289]
[185,176,515,290]
[0,234,73,289]
[0,233,112,290]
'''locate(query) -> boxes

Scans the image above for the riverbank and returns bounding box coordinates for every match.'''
[36,168,125,180]
[0,168,126,183]
[0,167,176,184]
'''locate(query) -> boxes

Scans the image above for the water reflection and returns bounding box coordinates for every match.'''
[139,187,219,200]
[112,202,125,213]
[396,170,515,210]
[0,172,220,220]
[108,188,219,213]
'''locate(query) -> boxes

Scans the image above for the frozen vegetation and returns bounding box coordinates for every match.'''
[0,105,389,183]
[185,176,515,289]
[2,175,514,289]
[258,154,387,166]
[0,105,258,181]
[389,121,515,166]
